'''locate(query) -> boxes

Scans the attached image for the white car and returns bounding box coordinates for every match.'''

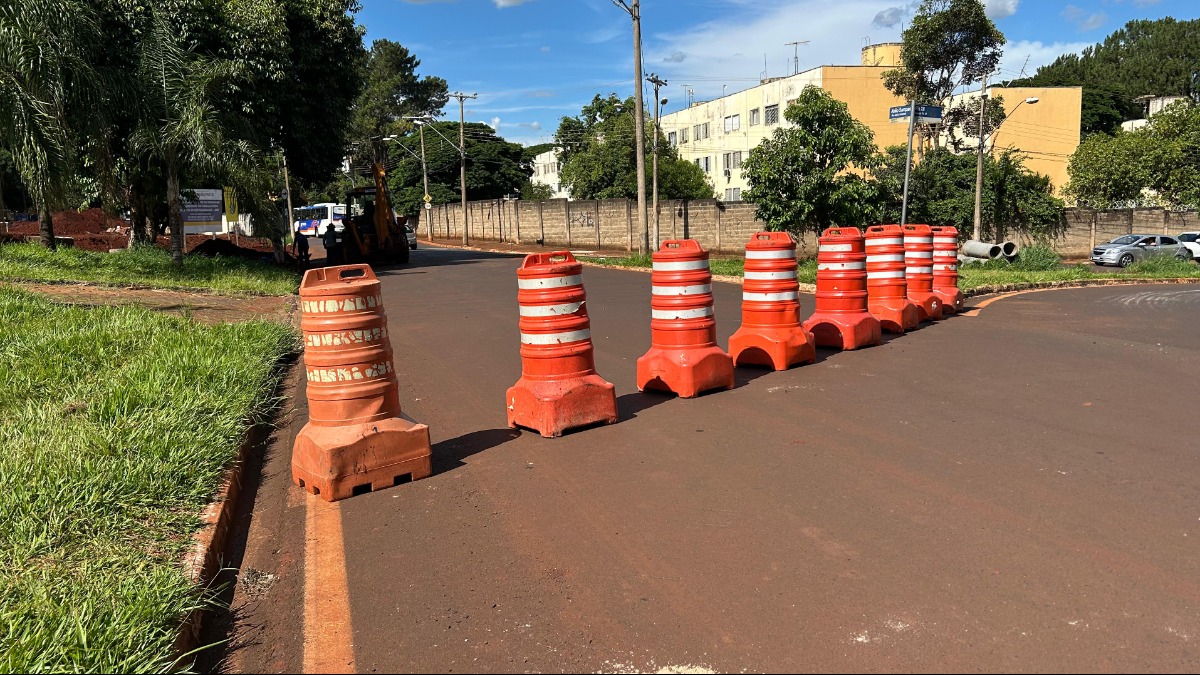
[1179,232,1200,260]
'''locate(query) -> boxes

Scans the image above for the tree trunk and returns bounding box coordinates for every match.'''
[128,183,145,248]
[38,196,56,250]
[166,160,185,267]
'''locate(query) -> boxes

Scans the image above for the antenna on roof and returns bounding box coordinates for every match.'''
[785,40,810,76]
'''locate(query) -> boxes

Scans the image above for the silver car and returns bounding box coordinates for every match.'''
[405,225,417,250]
[1091,234,1191,267]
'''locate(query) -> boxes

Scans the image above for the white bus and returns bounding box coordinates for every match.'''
[293,202,345,236]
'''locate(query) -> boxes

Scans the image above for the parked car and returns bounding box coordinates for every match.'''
[1091,234,1191,267]
[405,224,417,250]
[1179,232,1200,260]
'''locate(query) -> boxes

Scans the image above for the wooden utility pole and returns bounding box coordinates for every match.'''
[647,73,667,251]
[972,75,988,242]
[612,0,648,254]
[450,92,477,245]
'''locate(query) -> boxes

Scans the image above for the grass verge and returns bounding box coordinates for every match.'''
[0,287,297,672]
[582,252,1200,291]
[0,243,299,296]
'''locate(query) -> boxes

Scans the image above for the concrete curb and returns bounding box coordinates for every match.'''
[963,276,1200,297]
[173,297,301,666]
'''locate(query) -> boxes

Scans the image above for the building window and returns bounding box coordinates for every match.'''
[765,104,779,125]
[733,151,742,169]
[724,114,741,133]
[696,156,710,173]
[668,131,677,147]
[749,108,760,125]
[693,123,709,140]
[724,188,741,201]
[680,127,689,144]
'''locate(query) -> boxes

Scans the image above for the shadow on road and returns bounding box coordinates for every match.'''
[432,427,522,474]
[616,390,672,420]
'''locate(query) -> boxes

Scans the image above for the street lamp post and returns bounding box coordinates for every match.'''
[973,90,1038,242]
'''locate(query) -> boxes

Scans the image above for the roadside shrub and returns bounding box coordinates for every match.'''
[1126,255,1197,275]
[1009,244,1062,271]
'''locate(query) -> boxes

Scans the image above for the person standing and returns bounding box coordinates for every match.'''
[322,222,341,267]
[292,229,311,270]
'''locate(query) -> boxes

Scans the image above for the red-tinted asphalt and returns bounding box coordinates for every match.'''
[217,247,1200,674]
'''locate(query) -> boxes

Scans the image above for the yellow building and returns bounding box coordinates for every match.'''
[661,43,1082,199]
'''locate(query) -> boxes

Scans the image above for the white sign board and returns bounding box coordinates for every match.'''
[181,188,225,234]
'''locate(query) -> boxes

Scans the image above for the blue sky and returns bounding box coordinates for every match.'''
[359,0,1197,146]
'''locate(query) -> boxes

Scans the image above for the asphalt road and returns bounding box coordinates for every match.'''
[216,246,1200,674]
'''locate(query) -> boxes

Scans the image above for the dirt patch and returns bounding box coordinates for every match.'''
[5,282,296,325]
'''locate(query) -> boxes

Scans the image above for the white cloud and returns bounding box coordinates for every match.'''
[489,116,501,130]
[494,0,533,7]
[997,39,1092,81]
[985,0,1019,19]
[873,7,906,28]
[1061,4,1106,32]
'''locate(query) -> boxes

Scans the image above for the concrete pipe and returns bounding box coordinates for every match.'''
[962,240,1002,259]
[1001,241,1018,261]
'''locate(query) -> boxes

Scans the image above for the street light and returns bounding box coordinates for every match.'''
[972,94,1039,241]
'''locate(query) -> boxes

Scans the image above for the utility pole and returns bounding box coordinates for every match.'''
[612,0,648,254]
[450,92,477,245]
[419,123,430,241]
[647,73,667,251]
[900,100,916,227]
[972,74,988,242]
[282,152,294,257]
[785,40,809,76]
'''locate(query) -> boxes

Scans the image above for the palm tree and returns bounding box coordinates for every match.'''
[0,0,95,249]
[130,10,251,266]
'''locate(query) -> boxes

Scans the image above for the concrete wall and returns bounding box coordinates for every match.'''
[414,199,1200,260]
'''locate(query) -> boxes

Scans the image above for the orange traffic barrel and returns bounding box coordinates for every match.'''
[728,231,815,370]
[903,224,943,321]
[506,251,618,437]
[292,264,432,502]
[636,239,734,397]
[930,226,965,314]
[865,224,920,334]
[801,227,882,350]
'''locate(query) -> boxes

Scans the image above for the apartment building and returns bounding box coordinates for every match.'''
[661,43,1082,199]
[530,148,569,199]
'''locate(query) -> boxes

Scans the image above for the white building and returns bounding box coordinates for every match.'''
[531,148,569,199]
[1121,95,1190,132]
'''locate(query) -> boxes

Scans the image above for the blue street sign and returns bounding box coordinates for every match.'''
[890,104,944,123]
[889,105,910,120]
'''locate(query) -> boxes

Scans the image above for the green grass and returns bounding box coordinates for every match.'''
[583,250,1200,291]
[0,243,299,296]
[0,288,297,673]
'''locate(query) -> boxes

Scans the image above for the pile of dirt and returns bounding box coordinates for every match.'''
[5,208,129,236]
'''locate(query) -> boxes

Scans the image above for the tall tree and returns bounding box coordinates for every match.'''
[1065,131,1153,209]
[554,94,712,200]
[350,39,448,165]
[741,86,879,235]
[882,0,1005,148]
[0,0,96,248]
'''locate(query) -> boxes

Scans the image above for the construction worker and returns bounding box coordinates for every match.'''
[322,222,341,267]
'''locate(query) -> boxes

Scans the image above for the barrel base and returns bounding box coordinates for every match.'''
[728,325,816,370]
[908,292,944,321]
[637,346,735,398]
[802,312,882,350]
[292,417,432,502]
[506,373,618,438]
[933,287,964,315]
[868,298,921,334]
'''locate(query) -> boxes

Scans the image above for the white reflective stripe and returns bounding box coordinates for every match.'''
[653,259,710,271]
[933,264,958,271]
[652,307,715,320]
[519,301,583,317]
[933,237,958,244]
[517,274,582,289]
[905,236,933,243]
[520,329,591,345]
[821,243,854,252]
[817,262,866,270]
[866,237,904,246]
[866,254,905,263]
[744,270,798,280]
[652,284,711,296]
[906,266,933,274]
[906,251,933,258]
[867,271,906,279]
[745,249,795,260]
[743,291,799,302]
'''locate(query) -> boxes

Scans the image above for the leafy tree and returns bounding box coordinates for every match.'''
[875,145,1064,240]
[0,0,96,248]
[942,95,1006,153]
[350,39,448,164]
[520,181,554,201]
[554,94,713,200]
[1141,100,1200,208]
[385,122,529,216]
[1009,18,1200,135]
[883,0,1004,148]
[522,142,555,163]
[741,86,879,235]
[1065,131,1153,208]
